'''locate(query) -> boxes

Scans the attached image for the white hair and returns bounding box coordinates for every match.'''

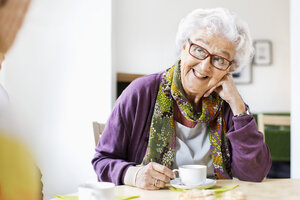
[175,8,254,72]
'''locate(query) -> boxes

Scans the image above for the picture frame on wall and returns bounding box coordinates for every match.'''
[253,40,272,65]
[232,63,252,84]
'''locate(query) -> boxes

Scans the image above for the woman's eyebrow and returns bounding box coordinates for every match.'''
[195,39,231,58]
[220,50,231,59]
[194,38,209,45]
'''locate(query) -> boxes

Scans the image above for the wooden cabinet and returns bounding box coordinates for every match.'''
[117,73,145,98]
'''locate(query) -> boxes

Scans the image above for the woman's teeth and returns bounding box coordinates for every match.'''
[193,69,208,79]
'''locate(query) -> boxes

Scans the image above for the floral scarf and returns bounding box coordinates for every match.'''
[141,61,232,179]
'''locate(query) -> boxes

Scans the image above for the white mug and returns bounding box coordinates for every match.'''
[78,181,115,200]
[173,165,207,186]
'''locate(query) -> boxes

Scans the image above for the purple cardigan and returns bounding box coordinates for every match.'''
[92,71,271,185]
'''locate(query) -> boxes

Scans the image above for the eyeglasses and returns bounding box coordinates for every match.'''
[188,39,233,71]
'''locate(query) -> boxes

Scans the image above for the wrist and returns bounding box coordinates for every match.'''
[233,106,251,117]
[229,97,246,116]
[124,166,143,186]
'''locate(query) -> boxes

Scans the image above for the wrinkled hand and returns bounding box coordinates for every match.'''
[203,73,246,115]
[135,162,175,190]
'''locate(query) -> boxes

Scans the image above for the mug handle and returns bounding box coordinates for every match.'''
[172,169,179,179]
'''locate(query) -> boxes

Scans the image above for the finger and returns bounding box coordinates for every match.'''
[224,73,235,84]
[213,86,222,94]
[146,184,159,190]
[154,179,166,188]
[150,162,174,179]
[204,83,220,97]
[226,73,233,79]
[149,168,170,183]
[139,177,159,190]
[148,177,160,190]
[203,86,216,97]
[205,79,225,97]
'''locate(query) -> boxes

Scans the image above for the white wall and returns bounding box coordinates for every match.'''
[1,0,112,198]
[113,0,290,113]
[290,0,300,178]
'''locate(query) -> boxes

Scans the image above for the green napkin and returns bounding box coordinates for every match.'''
[168,184,239,194]
[54,195,78,200]
[168,184,215,192]
[115,195,140,200]
[168,187,186,192]
[54,195,140,200]
[210,184,239,194]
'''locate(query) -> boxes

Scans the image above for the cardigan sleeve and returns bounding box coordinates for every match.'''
[223,103,272,182]
[91,72,162,185]
[91,100,138,185]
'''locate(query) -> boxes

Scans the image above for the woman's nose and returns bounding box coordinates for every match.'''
[195,57,212,74]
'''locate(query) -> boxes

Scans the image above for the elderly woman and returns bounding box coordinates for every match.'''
[92,8,271,190]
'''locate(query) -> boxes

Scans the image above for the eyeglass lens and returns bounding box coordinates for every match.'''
[190,44,230,70]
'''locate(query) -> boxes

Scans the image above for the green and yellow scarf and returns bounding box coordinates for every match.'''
[142,61,232,179]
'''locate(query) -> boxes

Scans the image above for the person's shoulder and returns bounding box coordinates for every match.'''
[0,133,34,163]
[0,133,42,199]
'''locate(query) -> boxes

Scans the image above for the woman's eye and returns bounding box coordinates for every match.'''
[194,47,206,55]
[214,57,225,64]
[196,48,204,53]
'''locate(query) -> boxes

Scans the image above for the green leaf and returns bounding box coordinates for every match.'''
[54,195,78,200]
[210,184,239,194]
[193,184,216,190]
[168,184,238,194]
[54,194,140,200]
[115,195,140,200]
[168,186,186,192]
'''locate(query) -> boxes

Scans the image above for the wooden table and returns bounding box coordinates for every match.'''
[52,179,300,200]
[115,179,300,200]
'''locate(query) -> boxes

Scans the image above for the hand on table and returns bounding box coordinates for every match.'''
[135,162,175,190]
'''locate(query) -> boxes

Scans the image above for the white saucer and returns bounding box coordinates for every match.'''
[169,178,216,189]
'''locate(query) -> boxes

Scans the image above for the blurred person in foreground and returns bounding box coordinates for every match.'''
[0,0,42,199]
[92,8,271,190]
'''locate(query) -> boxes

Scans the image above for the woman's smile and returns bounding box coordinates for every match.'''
[192,68,209,80]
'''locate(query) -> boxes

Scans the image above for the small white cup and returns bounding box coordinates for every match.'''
[173,165,207,186]
[78,181,115,200]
